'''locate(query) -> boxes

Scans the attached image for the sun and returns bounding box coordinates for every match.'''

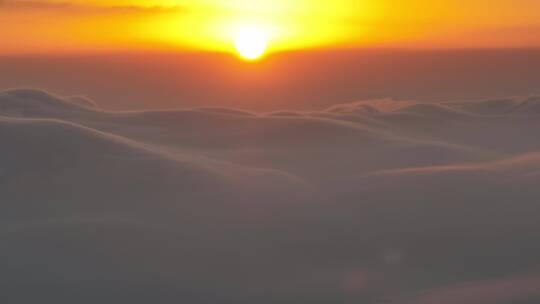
[234,27,268,61]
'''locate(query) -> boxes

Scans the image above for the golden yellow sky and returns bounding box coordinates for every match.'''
[1,0,540,54]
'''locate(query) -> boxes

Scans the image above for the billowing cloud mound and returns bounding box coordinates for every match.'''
[1,89,540,303]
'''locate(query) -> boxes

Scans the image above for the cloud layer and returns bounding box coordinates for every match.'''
[1,88,540,303]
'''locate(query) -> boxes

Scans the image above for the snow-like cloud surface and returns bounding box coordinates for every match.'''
[1,89,540,303]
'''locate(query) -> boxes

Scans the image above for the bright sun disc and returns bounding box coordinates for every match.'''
[234,27,268,61]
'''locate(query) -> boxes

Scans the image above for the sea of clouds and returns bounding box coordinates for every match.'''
[1,88,540,303]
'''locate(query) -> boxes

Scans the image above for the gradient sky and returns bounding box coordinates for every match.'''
[1,0,540,54]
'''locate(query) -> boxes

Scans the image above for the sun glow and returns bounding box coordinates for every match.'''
[3,0,540,54]
[234,26,269,61]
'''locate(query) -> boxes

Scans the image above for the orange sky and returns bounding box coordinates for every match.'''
[1,0,540,54]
